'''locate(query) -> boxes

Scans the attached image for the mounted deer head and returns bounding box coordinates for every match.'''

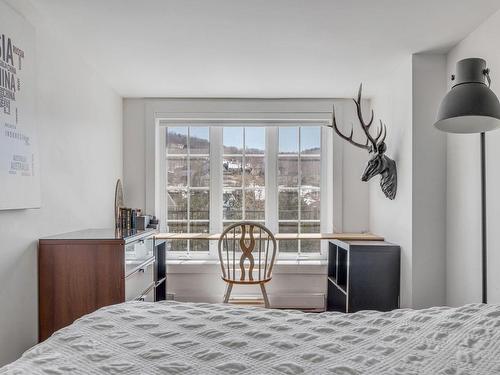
[330,84,397,200]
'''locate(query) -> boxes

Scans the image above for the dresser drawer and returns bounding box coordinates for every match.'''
[137,283,155,302]
[125,237,154,266]
[125,259,154,301]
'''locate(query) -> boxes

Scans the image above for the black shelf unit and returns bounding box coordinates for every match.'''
[154,237,167,302]
[327,239,400,313]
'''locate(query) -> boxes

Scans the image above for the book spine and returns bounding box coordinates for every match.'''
[131,209,137,230]
[120,208,126,230]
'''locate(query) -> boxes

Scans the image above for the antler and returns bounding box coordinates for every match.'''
[331,83,387,153]
[353,83,381,151]
[331,105,371,151]
[375,120,387,146]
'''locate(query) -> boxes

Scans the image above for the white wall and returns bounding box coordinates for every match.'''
[0,0,123,366]
[411,54,447,308]
[446,9,500,306]
[370,57,414,307]
[370,54,448,309]
[341,100,371,232]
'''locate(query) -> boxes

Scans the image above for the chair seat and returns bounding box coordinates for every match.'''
[222,276,272,285]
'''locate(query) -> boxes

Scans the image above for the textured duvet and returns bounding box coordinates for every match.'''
[2,301,500,374]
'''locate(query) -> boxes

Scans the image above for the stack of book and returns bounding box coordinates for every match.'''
[118,208,141,230]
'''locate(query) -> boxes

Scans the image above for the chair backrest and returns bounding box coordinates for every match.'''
[218,222,277,283]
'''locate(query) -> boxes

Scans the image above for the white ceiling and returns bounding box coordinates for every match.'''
[29,0,500,98]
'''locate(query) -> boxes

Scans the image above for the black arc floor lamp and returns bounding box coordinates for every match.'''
[434,58,500,304]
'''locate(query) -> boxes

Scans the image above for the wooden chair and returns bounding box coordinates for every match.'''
[218,222,277,308]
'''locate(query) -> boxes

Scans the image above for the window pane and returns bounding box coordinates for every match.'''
[223,157,243,187]
[278,156,298,187]
[167,127,188,154]
[300,157,320,187]
[223,127,243,154]
[245,189,265,220]
[167,158,187,186]
[167,190,187,220]
[189,221,209,233]
[222,224,242,234]
[190,190,209,220]
[279,189,298,220]
[189,127,209,154]
[301,188,320,220]
[166,222,187,251]
[279,127,299,154]
[245,156,265,187]
[223,189,243,220]
[279,222,298,252]
[190,222,209,252]
[190,157,210,187]
[245,127,265,154]
[301,127,321,154]
[301,222,321,253]
[301,222,320,233]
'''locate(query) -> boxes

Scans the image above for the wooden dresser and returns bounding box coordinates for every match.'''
[38,228,166,342]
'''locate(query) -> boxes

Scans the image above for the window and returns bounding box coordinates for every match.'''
[165,126,210,252]
[161,123,330,259]
[278,127,321,254]
[223,127,266,226]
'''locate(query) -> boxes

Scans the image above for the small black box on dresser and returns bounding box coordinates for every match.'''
[327,240,400,313]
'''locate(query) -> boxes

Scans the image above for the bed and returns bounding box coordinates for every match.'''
[2,301,500,374]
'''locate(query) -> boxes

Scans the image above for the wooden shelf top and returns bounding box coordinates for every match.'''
[154,232,384,241]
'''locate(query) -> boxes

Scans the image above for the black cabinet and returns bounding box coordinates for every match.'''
[154,238,167,302]
[327,240,400,313]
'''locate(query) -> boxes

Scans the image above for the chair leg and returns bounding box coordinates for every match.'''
[223,283,233,303]
[260,283,270,308]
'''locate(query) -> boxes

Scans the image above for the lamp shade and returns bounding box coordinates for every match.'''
[434,58,500,134]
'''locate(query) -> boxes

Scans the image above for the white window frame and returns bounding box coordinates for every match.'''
[159,120,333,260]
[276,126,322,259]
[221,126,266,227]
[162,125,212,256]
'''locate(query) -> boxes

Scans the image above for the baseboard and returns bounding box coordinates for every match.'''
[270,293,325,310]
[169,292,326,310]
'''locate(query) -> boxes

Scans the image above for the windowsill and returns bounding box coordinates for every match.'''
[166,258,327,274]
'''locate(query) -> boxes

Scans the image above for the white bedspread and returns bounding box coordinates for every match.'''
[2,301,500,374]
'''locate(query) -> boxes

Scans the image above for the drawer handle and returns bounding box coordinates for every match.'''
[138,268,145,273]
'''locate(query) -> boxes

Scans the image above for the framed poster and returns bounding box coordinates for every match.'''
[0,1,40,210]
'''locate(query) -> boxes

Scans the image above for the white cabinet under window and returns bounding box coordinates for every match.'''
[160,122,332,259]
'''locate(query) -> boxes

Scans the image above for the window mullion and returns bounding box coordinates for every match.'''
[209,127,223,258]
[187,127,191,254]
[242,128,246,220]
[160,126,167,232]
[298,127,302,256]
[321,126,331,257]
[266,127,278,233]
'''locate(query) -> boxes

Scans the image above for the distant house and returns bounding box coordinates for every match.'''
[170,143,187,151]
[223,159,242,171]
